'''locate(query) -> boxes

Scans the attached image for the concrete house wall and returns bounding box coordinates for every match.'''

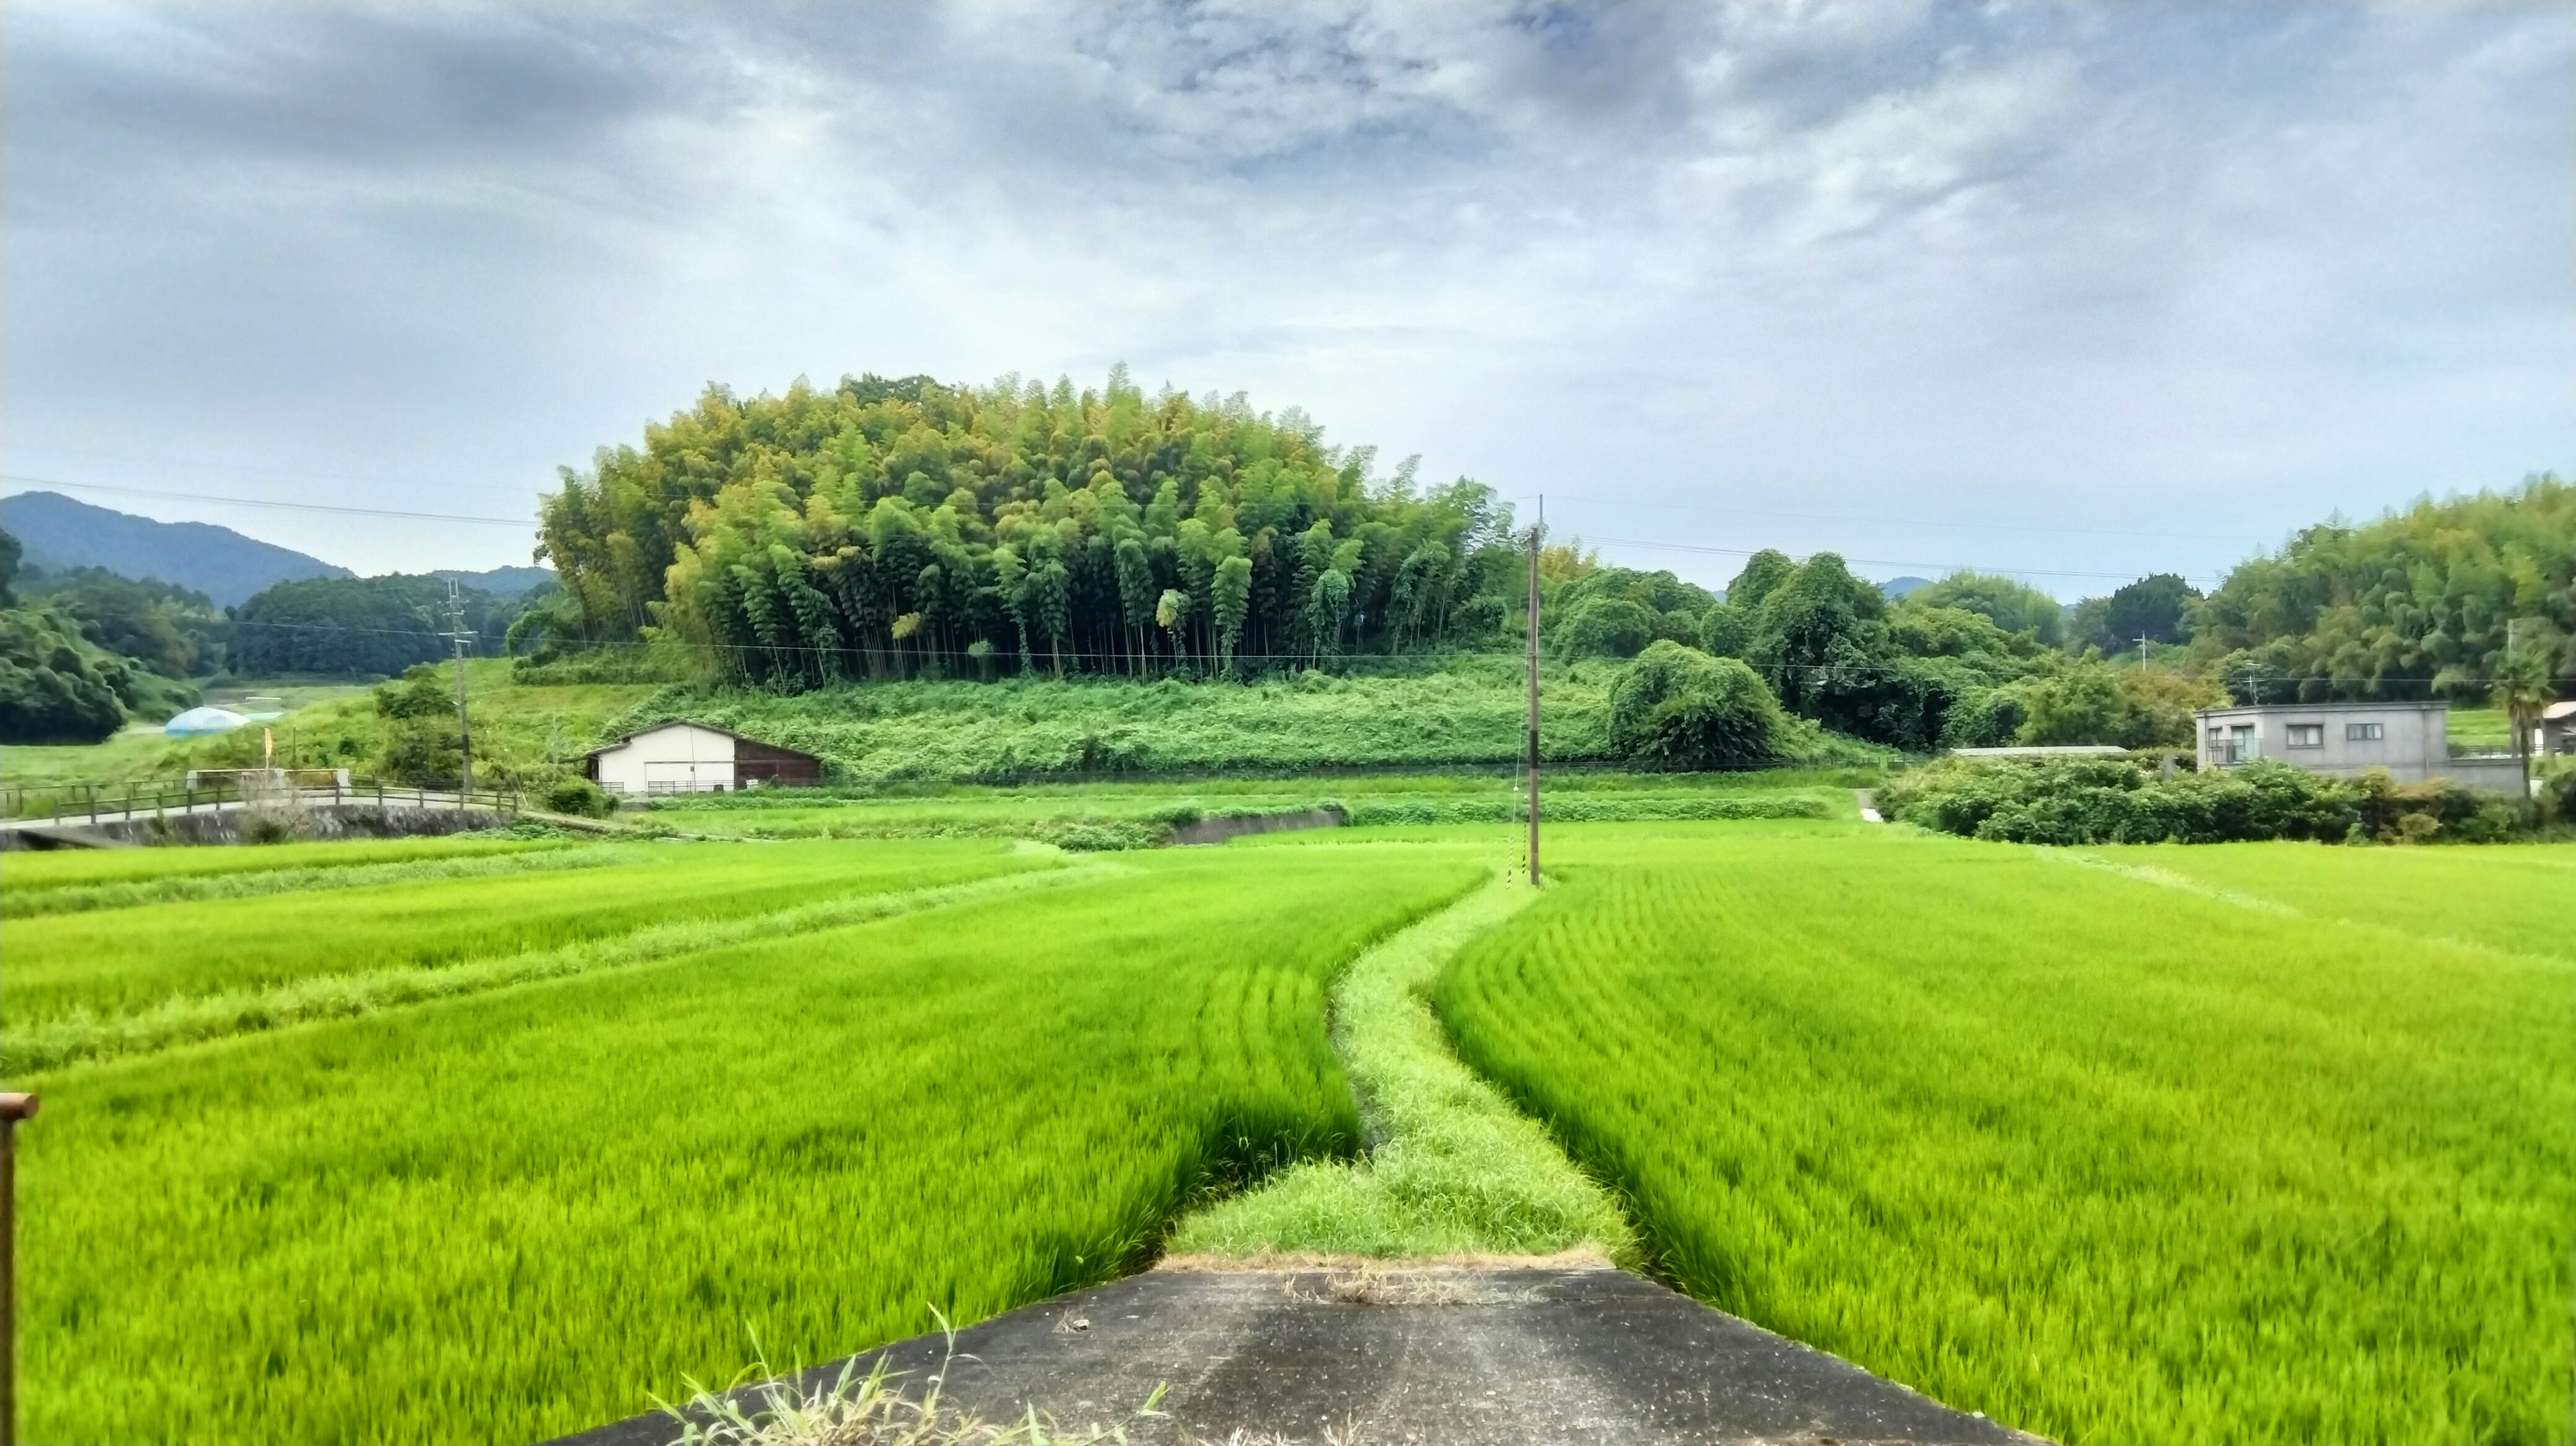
[2194,702,2447,778]
[2194,701,2525,791]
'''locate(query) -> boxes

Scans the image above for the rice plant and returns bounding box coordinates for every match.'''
[2,839,639,919]
[0,831,566,893]
[2092,840,2576,965]
[4,838,1052,1028]
[1434,832,2576,1445]
[1169,871,1632,1262]
[18,847,1482,1444]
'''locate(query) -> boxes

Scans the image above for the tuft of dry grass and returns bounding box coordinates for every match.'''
[657,1330,1165,1446]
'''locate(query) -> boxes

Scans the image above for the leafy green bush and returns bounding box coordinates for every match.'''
[539,778,618,819]
[1605,642,1787,769]
[1882,758,2526,846]
[0,606,136,744]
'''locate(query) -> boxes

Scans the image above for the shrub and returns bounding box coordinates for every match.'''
[540,778,618,819]
[1605,642,1787,769]
[1883,757,2541,846]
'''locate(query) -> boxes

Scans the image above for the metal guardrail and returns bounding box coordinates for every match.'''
[1,779,521,827]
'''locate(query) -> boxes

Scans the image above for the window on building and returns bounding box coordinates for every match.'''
[2286,723,2324,748]
[2345,722,2384,741]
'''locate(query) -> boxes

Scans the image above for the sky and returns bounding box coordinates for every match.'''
[5,1,2571,596]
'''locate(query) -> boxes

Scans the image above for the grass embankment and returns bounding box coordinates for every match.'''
[647,770,1860,848]
[1432,830,2576,1444]
[599,659,1894,783]
[1170,868,1632,1262]
[17,846,1483,1444]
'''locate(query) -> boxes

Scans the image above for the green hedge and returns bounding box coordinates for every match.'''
[1881,757,2523,845]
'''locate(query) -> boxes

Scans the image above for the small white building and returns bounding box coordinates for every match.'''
[584,721,823,795]
[2194,700,2522,791]
[2542,700,2576,758]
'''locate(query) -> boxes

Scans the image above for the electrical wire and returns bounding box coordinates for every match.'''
[0,474,531,526]
[203,616,2573,685]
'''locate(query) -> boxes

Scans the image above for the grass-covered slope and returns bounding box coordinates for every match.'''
[1433,831,2576,1445]
[601,658,1890,783]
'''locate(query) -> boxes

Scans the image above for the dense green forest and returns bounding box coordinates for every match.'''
[229,575,521,677]
[0,533,205,743]
[521,370,1519,681]
[2187,475,2573,704]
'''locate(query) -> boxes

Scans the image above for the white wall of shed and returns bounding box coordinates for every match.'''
[594,724,737,793]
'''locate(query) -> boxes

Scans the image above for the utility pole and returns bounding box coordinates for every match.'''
[1,1092,37,1446]
[448,580,474,801]
[2508,617,2532,805]
[1525,496,1543,887]
[2137,632,2151,667]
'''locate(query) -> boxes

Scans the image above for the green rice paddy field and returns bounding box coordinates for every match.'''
[3,810,2569,1444]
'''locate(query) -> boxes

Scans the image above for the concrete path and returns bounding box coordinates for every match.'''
[553,1264,2038,1445]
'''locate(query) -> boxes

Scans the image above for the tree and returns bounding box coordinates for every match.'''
[231,575,520,677]
[1697,600,1748,659]
[0,605,131,743]
[22,567,226,678]
[550,370,1521,685]
[2491,635,2555,798]
[1557,596,1658,658]
[1605,641,1786,769]
[1726,550,1796,613]
[1904,570,2065,646]
[2188,476,2573,702]
[1212,555,1252,673]
[2072,573,2200,654]
[1746,552,1882,717]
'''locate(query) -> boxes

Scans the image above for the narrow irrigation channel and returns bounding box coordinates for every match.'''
[557,870,2039,1445]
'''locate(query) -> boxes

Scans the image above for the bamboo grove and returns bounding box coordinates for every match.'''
[524,370,1521,683]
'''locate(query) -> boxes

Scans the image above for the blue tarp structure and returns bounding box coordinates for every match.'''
[164,706,252,736]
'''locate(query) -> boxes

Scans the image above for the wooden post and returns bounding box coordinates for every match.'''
[1,1092,38,1446]
[1525,496,1543,887]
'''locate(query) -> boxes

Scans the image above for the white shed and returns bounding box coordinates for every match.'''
[584,721,822,794]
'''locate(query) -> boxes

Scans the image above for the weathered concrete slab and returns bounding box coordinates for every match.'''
[553,1266,2039,1445]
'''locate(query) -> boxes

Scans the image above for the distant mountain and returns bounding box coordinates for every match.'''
[0,491,352,607]
[431,565,555,597]
[1879,575,1933,600]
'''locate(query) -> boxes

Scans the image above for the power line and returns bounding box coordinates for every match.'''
[1582,535,2224,586]
[1,443,533,500]
[1565,496,2259,545]
[209,618,2573,685]
[0,475,531,527]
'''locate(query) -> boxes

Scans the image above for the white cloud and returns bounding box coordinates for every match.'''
[2,1,2567,588]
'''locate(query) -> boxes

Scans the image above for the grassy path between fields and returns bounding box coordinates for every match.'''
[1166,869,1636,1263]
[5,856,1124,1076]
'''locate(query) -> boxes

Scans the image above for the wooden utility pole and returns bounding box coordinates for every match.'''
[1,1092,38,1446]
[448,581,474,801]
[1525,496,1543,887]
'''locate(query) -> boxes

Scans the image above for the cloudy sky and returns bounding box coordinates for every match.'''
[5,1,2570,594]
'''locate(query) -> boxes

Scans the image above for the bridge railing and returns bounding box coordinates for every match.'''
[2,778,523,825]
